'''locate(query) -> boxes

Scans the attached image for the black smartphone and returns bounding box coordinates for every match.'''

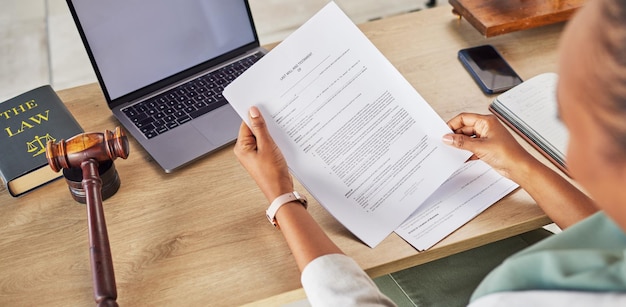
[458,45,523,95]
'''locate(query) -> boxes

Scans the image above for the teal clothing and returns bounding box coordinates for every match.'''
[471,211,626,302]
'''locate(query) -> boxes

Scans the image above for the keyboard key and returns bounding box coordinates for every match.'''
[174,110,186,118]
[140,124,155,134]
[122,107,137,117]
[156,125,168,134]
[131,112,149,123]
[189,106,213,119]
[145,131,158,139]
[178,115,192,125]
[135,117,153,128]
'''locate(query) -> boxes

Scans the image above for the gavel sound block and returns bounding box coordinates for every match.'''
[46,127,129,307]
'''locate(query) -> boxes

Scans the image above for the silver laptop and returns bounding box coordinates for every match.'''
[67,0,266,172]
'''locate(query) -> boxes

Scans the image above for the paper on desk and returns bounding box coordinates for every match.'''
[224,2,471,247]
[395,160,518,251]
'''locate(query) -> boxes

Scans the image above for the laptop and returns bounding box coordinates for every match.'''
[66,0,266,172]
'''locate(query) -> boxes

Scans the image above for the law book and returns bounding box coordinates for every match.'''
[224,2,517,248]
[489,73,569,176]
[0,85,83,197]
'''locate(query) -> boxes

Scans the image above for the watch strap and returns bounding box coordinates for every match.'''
[266,191,308,227]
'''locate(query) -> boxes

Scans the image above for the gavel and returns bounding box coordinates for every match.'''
[46,127,129,307]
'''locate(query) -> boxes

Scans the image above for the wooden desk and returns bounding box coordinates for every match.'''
[0,4,561,306]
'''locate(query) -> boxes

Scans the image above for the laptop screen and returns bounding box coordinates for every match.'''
[70,0,256,100]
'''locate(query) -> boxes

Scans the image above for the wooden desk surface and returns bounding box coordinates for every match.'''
[0,4,561,306]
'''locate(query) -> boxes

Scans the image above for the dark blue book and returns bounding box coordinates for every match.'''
[0,85,83,197]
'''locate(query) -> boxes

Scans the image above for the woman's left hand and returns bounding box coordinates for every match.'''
[233,106,294,202]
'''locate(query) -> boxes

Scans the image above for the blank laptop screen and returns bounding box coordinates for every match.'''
[71,0,256,100]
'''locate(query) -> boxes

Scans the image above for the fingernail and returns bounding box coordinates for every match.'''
[250,106,260,118]
[442,134,454,145]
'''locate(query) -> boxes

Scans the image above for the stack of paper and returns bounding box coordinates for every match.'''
[225,1,518,249]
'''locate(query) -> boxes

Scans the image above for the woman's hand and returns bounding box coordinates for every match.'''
[442,112,597,228]
[233,106,294,202]
[442,113,536,181]
[234,107,347,271]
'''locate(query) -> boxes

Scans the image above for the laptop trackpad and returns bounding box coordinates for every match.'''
[193,105,241,145]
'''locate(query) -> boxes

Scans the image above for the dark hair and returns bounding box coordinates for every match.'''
[596,0,626,154]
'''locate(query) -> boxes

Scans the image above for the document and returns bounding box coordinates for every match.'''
[395,160,518,251]
[224,2,472,247]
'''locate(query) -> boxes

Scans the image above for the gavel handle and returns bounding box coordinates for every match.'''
[82,159,118,307]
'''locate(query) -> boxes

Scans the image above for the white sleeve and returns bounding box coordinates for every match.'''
[469,290,626,307]
[300,254,396,307]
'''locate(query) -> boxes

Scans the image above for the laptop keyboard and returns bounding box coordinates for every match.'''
[122,52,263,139]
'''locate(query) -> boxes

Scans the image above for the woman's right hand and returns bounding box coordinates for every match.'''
[442,113,538,181]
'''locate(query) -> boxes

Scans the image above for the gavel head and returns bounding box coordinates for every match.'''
[46,127,129,173]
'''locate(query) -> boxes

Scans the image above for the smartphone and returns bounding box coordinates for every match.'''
[458,45,523,95]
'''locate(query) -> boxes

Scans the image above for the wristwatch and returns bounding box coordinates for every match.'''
[266,191,308,227]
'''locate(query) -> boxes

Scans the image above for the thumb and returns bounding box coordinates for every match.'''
[248,106,273,147]
[442,133,479,153]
